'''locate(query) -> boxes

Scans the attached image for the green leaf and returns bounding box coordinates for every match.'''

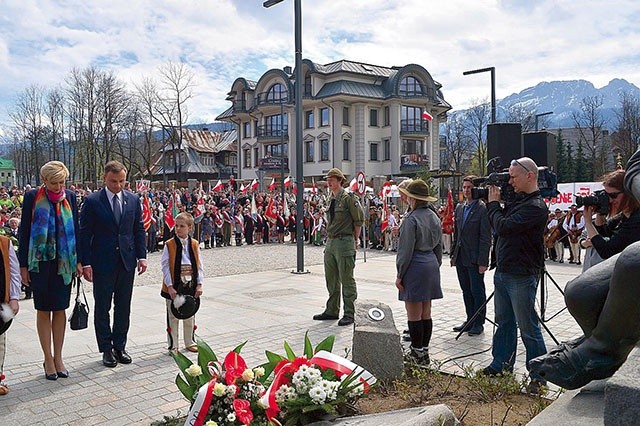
[283,340,296,360]
[233,341,247,353]
[196,336,216,382]
[314,335,335,354]
[303,331,313,359]
[175,374,194,402]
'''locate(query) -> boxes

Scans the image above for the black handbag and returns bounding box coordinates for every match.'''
[69,276,89,331]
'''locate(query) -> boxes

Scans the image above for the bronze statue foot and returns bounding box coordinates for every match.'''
[545,335,586,357]
[529,344,623,390]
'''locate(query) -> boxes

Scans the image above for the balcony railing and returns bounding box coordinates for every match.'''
[398,84,436,100]
[232,100,248,112]
[400,119,430,135]
[256,91,288,106]
[257,125,289,139]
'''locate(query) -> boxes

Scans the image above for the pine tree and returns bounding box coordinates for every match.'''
[556,130,568,182]
[566,143,575,182]
[575,140,588,181]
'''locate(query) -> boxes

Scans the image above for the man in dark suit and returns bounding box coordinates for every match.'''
[79,161,147,368]
[450,176,492,336]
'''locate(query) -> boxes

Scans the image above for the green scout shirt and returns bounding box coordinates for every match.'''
[326,189,364,238]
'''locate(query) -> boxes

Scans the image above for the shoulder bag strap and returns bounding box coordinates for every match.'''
[75,275,90,313]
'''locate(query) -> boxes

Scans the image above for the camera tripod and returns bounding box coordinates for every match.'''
[454,268,561,346]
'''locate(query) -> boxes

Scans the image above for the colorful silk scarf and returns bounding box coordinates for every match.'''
[27,186,77,285]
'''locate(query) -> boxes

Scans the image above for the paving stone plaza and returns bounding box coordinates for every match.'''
[0,244,584,425]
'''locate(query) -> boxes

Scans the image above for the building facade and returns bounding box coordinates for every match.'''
[216,59,451,185]
[150,127,238,186]
[0,158,16,187]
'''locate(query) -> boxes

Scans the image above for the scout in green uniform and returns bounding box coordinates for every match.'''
[313,168,364,326]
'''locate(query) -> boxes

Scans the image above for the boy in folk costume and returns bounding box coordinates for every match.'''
[160,213,204,353]
[0,235,21,395]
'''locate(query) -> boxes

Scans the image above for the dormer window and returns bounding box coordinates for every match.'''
[399,76,423,96]
[266,83,287,103]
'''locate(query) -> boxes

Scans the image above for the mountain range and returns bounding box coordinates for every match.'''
[495,78,640,129]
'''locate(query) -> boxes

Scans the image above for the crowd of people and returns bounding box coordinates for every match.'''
[2,153,640,398]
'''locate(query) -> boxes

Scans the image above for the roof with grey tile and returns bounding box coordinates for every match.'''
[315,80,387,100]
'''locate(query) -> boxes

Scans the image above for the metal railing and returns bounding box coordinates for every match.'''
[400,119,430,134]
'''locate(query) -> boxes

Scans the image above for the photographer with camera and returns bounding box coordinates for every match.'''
[480,157,548,391]
[581,169,640,260]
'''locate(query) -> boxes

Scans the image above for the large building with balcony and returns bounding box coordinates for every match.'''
[216,59,451,185]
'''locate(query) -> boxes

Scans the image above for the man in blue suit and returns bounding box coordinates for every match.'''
[450,176,492,336]
[79,161,147,368]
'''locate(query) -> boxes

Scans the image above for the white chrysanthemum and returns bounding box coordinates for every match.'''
[320,380,340,401]
[227,412,236,422]
[213,382,226,397]
[309,386,327,404]
[185,363,202,377]
[275,384,294,404]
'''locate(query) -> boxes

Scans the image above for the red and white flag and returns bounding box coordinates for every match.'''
[312,177,317,195]
[284,176,292,188]
[212,179,223,192]
[136,179,150,192]
[442,187,454,235]
[239,183,248,193]
[251,178,259,191]
[165,195,177,231]
[349,177,358,192]
[422,111,433,121]
[193,194,205,223]
[141,195,152,231]
[265,197,277,222]
[268,177,276,191]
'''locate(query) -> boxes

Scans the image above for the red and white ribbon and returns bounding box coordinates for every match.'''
[184,379,216,426]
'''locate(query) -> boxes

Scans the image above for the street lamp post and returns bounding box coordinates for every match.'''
[280,98,286,206]
[264,0,306,273]
[463,67,496,123]
[535,111,554,131]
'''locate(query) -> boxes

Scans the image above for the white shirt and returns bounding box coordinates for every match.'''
[8,241,21,300]
[160,238,204,287]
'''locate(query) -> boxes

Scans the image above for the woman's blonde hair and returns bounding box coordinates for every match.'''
[40,161,69,183]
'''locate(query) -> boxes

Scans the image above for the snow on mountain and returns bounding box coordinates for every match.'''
[496,78,640,129]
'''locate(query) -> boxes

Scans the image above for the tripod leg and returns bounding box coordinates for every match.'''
[456,292,494,340]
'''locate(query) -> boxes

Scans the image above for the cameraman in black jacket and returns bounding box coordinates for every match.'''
[481,157,549,392]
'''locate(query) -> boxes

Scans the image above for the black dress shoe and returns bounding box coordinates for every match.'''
[452,322,468,332]
[468,325,484,336]
[102,351,118,368]
[313,312,339,321]
[56,370,69,378]
[43,363,57,381]
[338,316,354,326]
[113,349,132,364]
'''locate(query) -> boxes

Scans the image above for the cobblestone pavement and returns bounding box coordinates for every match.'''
[0,242,583,425]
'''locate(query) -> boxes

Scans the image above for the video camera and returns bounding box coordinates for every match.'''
[575,190,609,215]
[471,157,558,203]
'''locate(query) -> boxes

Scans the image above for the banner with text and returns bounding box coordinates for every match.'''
[545,182,604,211]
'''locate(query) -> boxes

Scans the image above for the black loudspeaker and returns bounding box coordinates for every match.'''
[487,123,523,168]
[523,131,557,171]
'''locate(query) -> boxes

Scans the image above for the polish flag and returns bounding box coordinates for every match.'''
[312,177,317,195]
[213,179,223,192]
[193,195,205,223]
[422,111,433,121]
[141,195,152,231]
[284,176,292,188]
[251,178,259,191]
[349,177,358,192]
[240,183,248,193]
[268,178,276,191]
[265,198,278,221]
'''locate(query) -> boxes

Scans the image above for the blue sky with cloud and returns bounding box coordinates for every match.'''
[1,0,639,135]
